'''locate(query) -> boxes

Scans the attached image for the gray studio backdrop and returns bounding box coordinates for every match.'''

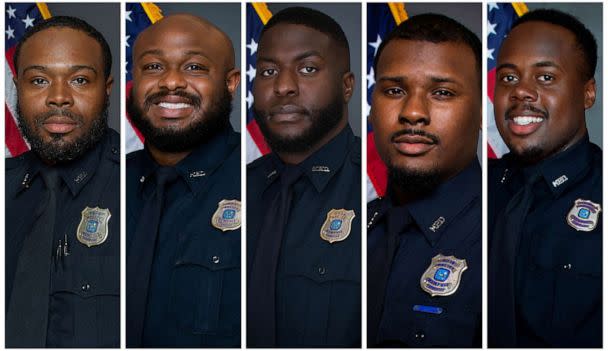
[45,3,121,133]
[266,3,362,137]
[396,3,482,157]
[526,2,603,148]
[149,3,241,131]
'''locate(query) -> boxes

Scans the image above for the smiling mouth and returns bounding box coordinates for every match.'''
[157,102,193,110]
[512,115,545,125]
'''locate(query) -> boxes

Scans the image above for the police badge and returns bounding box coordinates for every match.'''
[212,199,241,232]
[320,209,355,243]
[77,207,111,247]
[567,198,602,232]
[420,254,467,297]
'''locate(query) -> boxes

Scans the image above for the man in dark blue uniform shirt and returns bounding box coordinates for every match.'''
[247,7,361,347]
[367,14,482,347]
[126,14,241,347]
[489,9,602,347]
[6,17,119,347]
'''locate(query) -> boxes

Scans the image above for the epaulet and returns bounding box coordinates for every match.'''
[247,153,271,169]
[104,129,120,163]
[350,135,361,165]
[6,152,28,171]
[366,197,384,229]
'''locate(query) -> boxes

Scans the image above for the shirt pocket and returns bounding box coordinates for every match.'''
[532,234,601,335]
[49,255,120,347]
[169,234,240,336]
[277,247,361,346]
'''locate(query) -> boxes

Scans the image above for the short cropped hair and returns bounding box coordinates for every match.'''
[374,13,481,80]
[510,9,597,80]
[261,6,350,63]
[14,16,112,79]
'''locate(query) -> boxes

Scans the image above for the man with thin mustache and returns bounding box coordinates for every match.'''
[247,7,361,347]
[6,16,119,347]
[126,14,241,347]
[489,9,602,347]
[366,14,482,347]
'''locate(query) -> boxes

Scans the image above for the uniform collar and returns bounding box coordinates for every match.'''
[138,126,238,194]
[376,160,481,247]
[263,126,355,193]
[504,135,593,198]
[15,130,113,197]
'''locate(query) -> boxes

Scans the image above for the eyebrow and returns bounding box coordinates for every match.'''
[257,50,323,64]
[497,61,560,71]
[22,64,97,75]
[138,49,212,61]
[377,75,461,85]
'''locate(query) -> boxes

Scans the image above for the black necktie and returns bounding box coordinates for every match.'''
[489,173,540,347]
[248,166,303,347]
[367,206,412,346]
[127,167,178,347]
[7,169,60,347]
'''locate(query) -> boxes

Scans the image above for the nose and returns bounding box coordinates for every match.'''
[158,68,187,91]
[46,81,73,108]
[398,92,430,126]
[510,78,538,102]
[273,70,298,97]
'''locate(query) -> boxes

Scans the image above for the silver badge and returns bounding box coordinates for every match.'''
[566,199,602,232]
[320,209,355,243]
[211,199,241,232]
[76,207,111,247]
[420,254,468,297]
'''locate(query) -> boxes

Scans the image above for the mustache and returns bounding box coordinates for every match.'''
[143,90,202,110]
[390,129,440,144]
[34,108,83,125]
[268,104,310,118]
[505,103,549,119]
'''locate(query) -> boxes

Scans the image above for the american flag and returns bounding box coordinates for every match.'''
[125,2,163,154]
[366,3,407,200]
[487,2,528,158]
[245,3,271,162]
[5,3,51,157]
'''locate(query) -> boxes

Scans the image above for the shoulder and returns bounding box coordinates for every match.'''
[102,129,120,164]
[6,152,29,172]
[349,135,361,166]
[247,153,272,171]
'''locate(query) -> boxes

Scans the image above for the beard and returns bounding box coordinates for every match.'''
[253,94,344,154]
[127,87,232,153]
[387,164,442,199]
[16,96,109,164]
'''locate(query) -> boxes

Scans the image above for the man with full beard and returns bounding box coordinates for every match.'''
[6,16,119,347]
[247,7,361,347]
[489,9,601,347]
[366,14,482,347]
[126,14,241,348]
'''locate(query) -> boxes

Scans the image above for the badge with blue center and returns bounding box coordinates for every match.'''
[212,199,241,232]
[77,207,111,247]
[320,209,355,243]
[420,254,467,297]
[567,198,602,232]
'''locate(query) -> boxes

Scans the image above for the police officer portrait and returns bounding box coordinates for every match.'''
[5,3,120,348]
[488,3,603,348]
[125,3,241,348]
[366,3,482,348]
[246,4,362,348]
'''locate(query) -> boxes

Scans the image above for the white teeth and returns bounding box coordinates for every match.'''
[158,102,191,109]
[513,116,544,126]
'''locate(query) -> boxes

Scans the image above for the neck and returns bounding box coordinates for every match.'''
[276,117,348,165]
[147,144,192,167]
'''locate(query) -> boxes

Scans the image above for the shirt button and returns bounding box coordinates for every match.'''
[318,266,326,275]
[81,283,91,292]
[212,256,220,264]
[563,263,572,270]
[414,331,425,340]
[111,147,118,155]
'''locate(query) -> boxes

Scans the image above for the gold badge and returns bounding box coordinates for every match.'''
[211,199,241,232]
[76,207,111,247]
[320,209,355,243]
[420,254,468,297]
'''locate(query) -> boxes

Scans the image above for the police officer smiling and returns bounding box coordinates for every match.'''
[489,9,602,347]
[247,7,361,348]
[6,16,119,348]
[126,14,241,348]
[367,14,482,348]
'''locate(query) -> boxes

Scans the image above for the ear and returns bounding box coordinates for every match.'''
[342,71,355,103]
[584,77,596,110]
[105,75,114,96]
[226,68,241,97]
